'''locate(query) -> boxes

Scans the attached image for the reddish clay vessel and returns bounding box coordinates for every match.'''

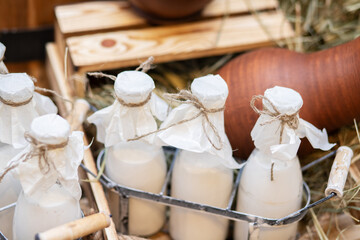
[218,37,360,159]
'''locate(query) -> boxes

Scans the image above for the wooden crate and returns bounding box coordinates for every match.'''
[53,0,294,97]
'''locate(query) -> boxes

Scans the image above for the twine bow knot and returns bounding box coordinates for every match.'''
[128,90,225,150]
[164,90,225,150]
[0,133,68,182]
[251,95,300,144]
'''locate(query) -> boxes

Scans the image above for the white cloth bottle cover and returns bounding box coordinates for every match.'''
[157,74,240,169]
[88,71,168,146]
[251,86,335,162]
[0,73,58,148]
[3,113,84,202]
[0,42,8,74]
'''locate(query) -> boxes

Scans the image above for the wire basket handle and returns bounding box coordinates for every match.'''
[325,146,353,199]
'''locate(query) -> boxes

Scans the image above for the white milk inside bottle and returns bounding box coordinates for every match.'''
[10,114,83,239]
[234,86,335,240]
[170,150,233,240]
[0,144,21,239]
[88,71,168,236]
[106,141,166,236]
[13,184,81,239]
[235,150,302,240]
[157,75,240,240]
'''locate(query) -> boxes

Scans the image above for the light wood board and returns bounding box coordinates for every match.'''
[66,11,294,72]
[46,43,118,240]
[55,0,278,35]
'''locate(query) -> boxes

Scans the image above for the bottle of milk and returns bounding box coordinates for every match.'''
[3,114,84,239]
[235,86,335,240]
[157,74,240,240]
[0,72,57,239]
[88,71,168,236]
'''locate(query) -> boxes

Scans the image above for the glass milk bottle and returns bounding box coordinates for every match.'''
[0,144,21,240]
[235,86,335,240]
[0,72,57,239]
[157,74,240,240]
[6,114,84,239]
[88,71,168,236]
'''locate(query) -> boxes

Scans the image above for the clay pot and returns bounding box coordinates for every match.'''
[129,0,212,23]
[218,37,360,159]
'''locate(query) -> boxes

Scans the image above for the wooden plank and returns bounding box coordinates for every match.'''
[55,20,67,63]
[46,43,73,114]
[55,1,146,35]
[46,43,118,240]
[0,0,89,29]
[67,11,294,72]
[203,0,277,17]
[55,0,277,35]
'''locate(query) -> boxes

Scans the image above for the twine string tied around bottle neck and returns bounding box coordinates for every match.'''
[250,95,300,144]
[128,90,225,150]
[0,133,69,182]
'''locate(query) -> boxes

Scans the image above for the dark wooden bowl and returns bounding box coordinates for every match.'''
[129,0,212,22]
[218,37,360,159]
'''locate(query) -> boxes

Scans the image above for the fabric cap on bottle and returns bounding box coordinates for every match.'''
[191,74,228,109]
[29,114,70,145]
[114,71,155,104]
[0,73,35,104]
[0,42,5,59]
[263,86,303,115]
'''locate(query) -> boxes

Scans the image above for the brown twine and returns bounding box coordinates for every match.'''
[116,92,152,108]
[0,95,33,107]
[128,90,225,150]
[135,56,154,73]
[87,72,117,81]
[87,56,155,83]
[250,95,299,144]
[0,133,68,183]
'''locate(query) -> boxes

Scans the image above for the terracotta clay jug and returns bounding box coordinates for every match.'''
[218,37,360,159]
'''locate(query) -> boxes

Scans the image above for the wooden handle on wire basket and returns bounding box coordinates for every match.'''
[325,146,353,199]
[35,212,111,240]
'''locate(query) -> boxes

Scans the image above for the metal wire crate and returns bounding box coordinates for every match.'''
[86,148,340,238]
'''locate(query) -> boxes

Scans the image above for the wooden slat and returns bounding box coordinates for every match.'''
[56,1,146,35]
[67,11,294,72]
[203,0,277,16]
[55,0,277,35]
[46,43,118,240]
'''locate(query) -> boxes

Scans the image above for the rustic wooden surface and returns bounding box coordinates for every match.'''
[46,43,119,240]
[55,0,278,35]
[66,11,293,72]
[218,37,360,158]
[0,0,90,29]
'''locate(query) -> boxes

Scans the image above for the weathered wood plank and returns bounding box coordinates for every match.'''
[46,43,119,240]
[55,0,278,35]
[67,11,294,72]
